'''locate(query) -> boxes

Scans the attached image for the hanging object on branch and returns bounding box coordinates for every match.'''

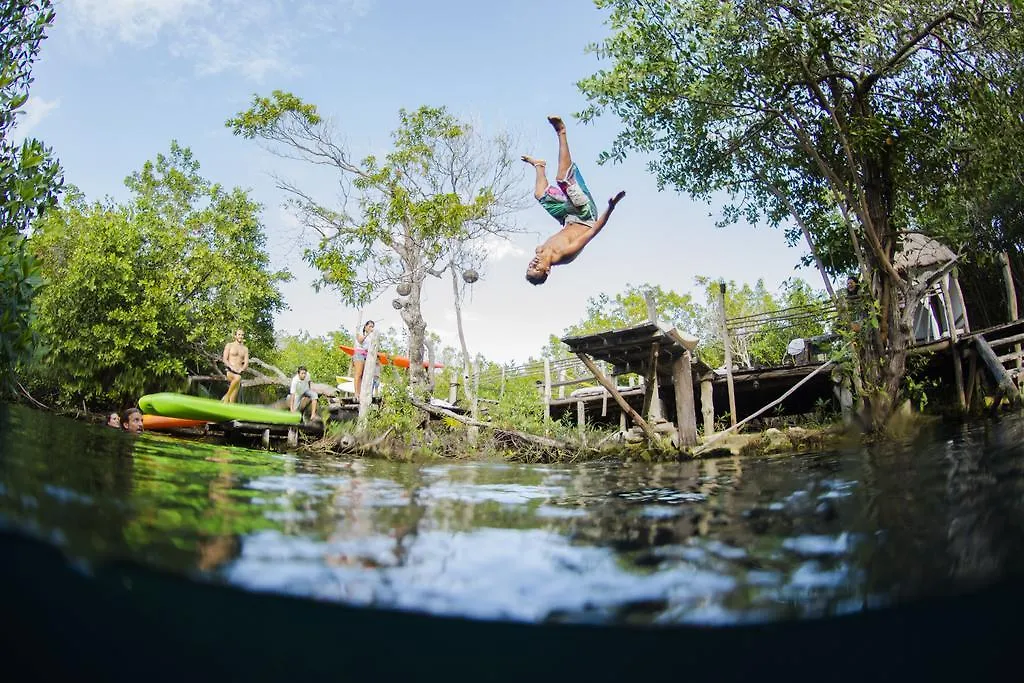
[462,269,479,284]
[396,282,412,296]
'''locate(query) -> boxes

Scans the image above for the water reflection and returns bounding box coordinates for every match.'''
[2,403,1024,625]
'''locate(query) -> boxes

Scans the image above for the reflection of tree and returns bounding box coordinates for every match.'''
[0,409,137,562]
[944,421,1024,582]
[323,460,427,570]
[195,461,242,572]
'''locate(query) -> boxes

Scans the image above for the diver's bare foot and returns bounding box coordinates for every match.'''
[547,115,565,133]
[609,190,626,208]
[521,155,546,167]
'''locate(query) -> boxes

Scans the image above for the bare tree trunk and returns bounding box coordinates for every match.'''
[450,261,475,405]
[399,246,429,397]
[358,331,379,427]
[853,143,909,431]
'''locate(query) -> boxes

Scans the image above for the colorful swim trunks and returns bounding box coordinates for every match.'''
[536,162,598,225]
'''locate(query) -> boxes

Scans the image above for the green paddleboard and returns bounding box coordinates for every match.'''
[138,392,302,425]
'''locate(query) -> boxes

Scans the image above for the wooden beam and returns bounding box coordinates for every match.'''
[641,342,660,420]
[939,275,966,412]
[987,332,1024,348]
[672,352,698,449]
[576,353,661,445]
[975,336,1022,408]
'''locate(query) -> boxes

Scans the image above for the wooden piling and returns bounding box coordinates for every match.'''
[543,358,552,425]
[939,274,966,412]
[717,282,738,427]
[672,352,697,449]
[700,378,714,437]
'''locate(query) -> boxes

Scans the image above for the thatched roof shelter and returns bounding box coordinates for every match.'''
[894,232,956,273]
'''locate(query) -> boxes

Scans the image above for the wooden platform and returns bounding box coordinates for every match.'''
[550,318,1024,432]
[209,419,324,448]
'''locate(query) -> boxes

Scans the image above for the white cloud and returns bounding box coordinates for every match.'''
[480,234,525,261]
[62,0,374,81]
[12,96,60,138]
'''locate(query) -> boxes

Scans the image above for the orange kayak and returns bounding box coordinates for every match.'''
[339,345,443,369]
[142,414,210,431]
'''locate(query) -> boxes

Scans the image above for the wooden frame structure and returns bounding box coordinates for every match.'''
[560,321,706,450]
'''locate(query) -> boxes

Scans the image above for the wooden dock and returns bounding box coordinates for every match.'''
[549,316,1024,445]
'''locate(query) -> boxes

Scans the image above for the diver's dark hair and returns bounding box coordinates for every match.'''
[526,271,548,286]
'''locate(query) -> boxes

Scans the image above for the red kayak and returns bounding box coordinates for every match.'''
[142,415,210,431]
[339,345,444,369]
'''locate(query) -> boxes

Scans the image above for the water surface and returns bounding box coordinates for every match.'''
[2,404,1023,625]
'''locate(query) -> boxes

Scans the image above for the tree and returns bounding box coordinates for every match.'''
[0,0,62,392]
[227,94,524,397]
[579,0,1021,429]
[28,143,290,408]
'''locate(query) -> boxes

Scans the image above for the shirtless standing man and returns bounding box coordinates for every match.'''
[221,328,249,403]
[522,115,625,285]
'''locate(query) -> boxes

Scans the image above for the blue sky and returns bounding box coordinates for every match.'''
[19,0,817,363]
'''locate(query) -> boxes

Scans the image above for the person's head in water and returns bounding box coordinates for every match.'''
[106,412,121,428]
[526,247,550,285]
[122,408,144,434]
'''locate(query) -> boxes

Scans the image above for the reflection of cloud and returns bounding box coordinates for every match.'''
[480,234,525,261]
[13,96,60,138]
[64,0,374,81]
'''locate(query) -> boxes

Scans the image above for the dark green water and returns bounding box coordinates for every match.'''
[2,403,1023,625]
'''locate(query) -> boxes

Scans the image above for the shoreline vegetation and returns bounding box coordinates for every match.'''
[52,385,1015,465]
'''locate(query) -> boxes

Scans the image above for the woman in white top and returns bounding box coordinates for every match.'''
[352,320,374,400]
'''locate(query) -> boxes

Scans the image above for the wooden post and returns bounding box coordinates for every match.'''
[426,339,437,395]
[263,428,272,449]
[448,378,459,404]
[358,331,379,425]
[717,281,738,427]
[577,400,586,443]
[998,253,1022,375]
[471,360,481,420]
[950,272,971,333]
[602,377,609,417]
[500,366,506,399]
[939,274,966,412]
[672,352,697,449]
[1001,251,1019,322]
[965,349,978,410]
[700,378,715,437]
[641,342,660,420]
[558,368,567,399]
[576,353,661,444]
[543,358,552,425]
[644,291,658,324]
